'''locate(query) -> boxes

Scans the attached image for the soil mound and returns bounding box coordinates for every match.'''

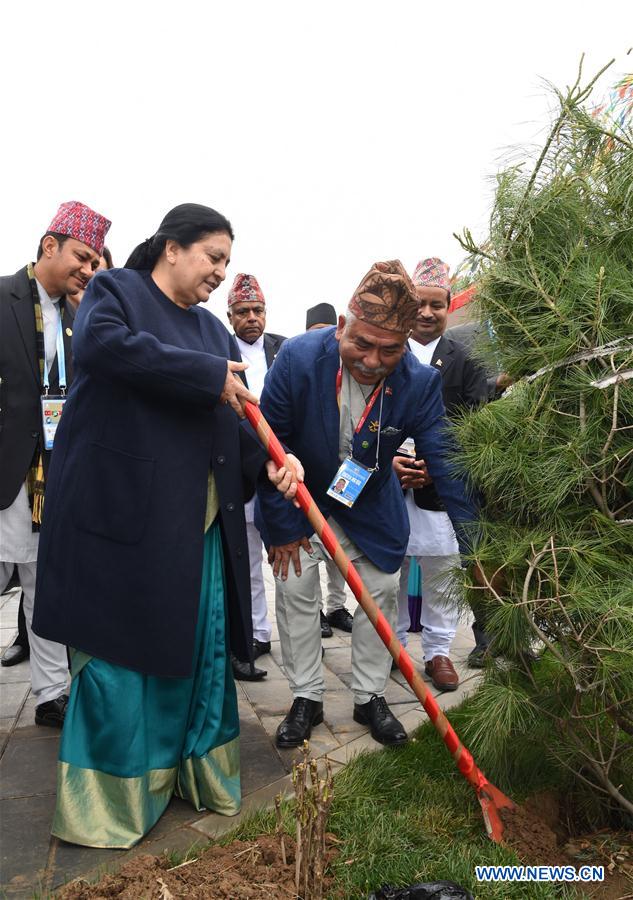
[57,834,338,899]
[500,792,633,898]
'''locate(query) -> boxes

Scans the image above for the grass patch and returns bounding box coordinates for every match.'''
[229,700,573,899]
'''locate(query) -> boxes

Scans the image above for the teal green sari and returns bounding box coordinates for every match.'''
[53,522,240,849]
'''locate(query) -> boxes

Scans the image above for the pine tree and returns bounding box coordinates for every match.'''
[454,59,633,821]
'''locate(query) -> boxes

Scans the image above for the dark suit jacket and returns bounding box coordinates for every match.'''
[446,320,500,400]
[235,332,286,387]
[0,266,75,509]
[33,269,269,678]
[255,328,477,572]
[412,333,488,511]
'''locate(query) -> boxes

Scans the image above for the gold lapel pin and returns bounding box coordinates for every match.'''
[65,327,73,337]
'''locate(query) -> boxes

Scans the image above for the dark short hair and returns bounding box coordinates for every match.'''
[36,232,71,261]
[125,203,234,271]
[101,246,114,269]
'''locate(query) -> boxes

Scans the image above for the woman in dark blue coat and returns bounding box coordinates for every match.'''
[32,204,300,848]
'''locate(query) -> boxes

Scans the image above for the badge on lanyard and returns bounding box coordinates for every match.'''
[329,369,385,508]
[327,458,374,508]
[40,312,67,450]
[41,396,66,450]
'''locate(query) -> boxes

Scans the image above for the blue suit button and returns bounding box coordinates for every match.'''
[217,455,226,464]
[226,502,235,512]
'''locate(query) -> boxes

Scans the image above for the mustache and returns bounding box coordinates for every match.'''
[352,361,389,378]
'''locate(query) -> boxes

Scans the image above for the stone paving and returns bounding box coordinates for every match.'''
[0,564,481,896]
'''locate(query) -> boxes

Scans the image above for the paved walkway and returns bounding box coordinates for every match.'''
[0,565,481,896]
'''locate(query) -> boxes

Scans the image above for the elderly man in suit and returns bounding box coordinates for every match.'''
[0,201,110,726]
[256,261,477,748]
[393,258,488,692]
[227,274,286,680]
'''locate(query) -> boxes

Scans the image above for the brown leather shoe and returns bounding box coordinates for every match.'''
[424,655,459,692]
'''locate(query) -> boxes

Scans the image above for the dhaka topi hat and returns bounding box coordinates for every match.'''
[46,201,111,256]
[228,273,266,307]
[348,260,419,333]
[306,302,337,330]
[412,257,451,297]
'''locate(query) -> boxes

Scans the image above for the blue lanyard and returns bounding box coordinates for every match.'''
[42,312,67,395]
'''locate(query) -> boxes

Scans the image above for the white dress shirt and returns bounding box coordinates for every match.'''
[404,334,458,557]
[236,334,268,399]
[36,279,63,373]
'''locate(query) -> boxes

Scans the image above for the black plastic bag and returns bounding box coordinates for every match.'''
[368,881,474,900]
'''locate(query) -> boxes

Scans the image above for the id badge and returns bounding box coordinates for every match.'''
[41,395,66,450]
[327,458,373,508]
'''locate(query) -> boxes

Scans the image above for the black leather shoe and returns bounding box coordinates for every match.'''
[327,607,354,633]
[276,698,324,748]
[35,694,68,728]
[231,654,267,681]
[253,639,271,659]
[1,643,29,667]
[353,695,408,746]
[467,621,496,669]
[320,611,333,638]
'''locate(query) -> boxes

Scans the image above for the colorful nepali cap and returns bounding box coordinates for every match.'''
[227,273,266,307]
[348,260,419,333]
[46,201,111,255]
[412,257,451,296]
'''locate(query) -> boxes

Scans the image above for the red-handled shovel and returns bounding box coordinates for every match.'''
[245,401,515,842]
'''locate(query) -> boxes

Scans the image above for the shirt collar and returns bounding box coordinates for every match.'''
[236,333,265,352]
[35,277,62,306]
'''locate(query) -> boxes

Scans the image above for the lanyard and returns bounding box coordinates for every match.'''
[42,313,67,395]
[336,368,383,432]
[336,367,385,470]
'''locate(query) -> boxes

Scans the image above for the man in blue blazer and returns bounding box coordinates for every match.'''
[256,261,477,748]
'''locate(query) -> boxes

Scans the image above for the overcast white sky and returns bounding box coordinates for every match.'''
[1,1,630,335]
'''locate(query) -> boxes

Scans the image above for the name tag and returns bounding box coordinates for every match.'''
[327,458,373,508]
[41,395,66,450]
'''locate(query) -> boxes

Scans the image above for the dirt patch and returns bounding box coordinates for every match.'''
[500,792,633,898]
[56,834,338,899]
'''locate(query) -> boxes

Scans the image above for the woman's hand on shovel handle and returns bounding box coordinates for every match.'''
[268,537,313,580]
[266,454,304,507]
[220,361,259,418]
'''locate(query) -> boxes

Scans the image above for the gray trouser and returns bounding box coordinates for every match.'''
[274,524,399,705]
[1,561,68,704]
[396,554,461,660]
[316,557,348,614]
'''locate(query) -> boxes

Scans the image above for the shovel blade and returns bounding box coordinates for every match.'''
[476,779,516,843]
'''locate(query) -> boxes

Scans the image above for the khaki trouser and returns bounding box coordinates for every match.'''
[274,521,399,705]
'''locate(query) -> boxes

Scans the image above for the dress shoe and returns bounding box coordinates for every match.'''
[320,611,333,638]
[326,607,353,633]
[276,698,323,748]
[467,622,493,668]
[35,694,68,728]
[425,655,459,691]
[253,639,271,659]
[353,695,408,746]
[1,643,29,667]
[231,654,267,681]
